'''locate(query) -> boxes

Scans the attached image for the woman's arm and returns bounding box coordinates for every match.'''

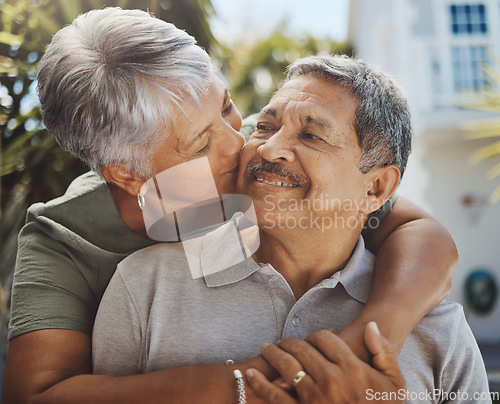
[337,196,458,360]
[2,329,275,404]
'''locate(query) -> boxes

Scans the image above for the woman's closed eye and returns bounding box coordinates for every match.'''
[222,100,234,115]
[196,140,210,155]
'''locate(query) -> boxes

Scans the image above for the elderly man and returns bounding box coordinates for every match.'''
[92,55,489,402]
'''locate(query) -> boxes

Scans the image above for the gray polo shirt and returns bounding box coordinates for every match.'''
[92,222,490,403]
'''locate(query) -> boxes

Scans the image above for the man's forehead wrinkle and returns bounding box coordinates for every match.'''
[282,98,332,129]
[304,115,333,131]
[267,87,341,131]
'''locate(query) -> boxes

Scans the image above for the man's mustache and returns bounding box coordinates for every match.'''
[245,160,309,187]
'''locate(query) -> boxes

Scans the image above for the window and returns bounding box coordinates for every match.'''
[450,4,487,34]
[451,46,490,91]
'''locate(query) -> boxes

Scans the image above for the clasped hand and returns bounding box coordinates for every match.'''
[245,322,405,404]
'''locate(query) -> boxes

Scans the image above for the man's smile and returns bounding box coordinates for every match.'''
[254,172,299,188]
[244,160,309,190]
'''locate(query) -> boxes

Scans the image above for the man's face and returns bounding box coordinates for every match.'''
[238,74,372,234]
[148,73,244,195]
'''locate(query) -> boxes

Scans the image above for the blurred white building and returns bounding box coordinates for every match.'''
[349,0,500,346]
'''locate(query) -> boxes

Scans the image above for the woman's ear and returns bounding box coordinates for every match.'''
[360,165,400,215]
[101,165,145,196]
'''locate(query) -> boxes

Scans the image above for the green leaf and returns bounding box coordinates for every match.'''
[0,31,22,46]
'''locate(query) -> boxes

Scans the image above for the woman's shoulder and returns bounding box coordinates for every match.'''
[27,171,107,219]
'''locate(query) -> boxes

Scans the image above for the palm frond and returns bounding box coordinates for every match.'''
[463,118,500,139]
[489,184,500,204]
[469,140,500,165]
[487,162,500,179]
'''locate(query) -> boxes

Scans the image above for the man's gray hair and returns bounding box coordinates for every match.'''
[286,55,412,178]
[37,7,212,178]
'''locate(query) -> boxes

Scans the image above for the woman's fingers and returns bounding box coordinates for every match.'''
[259,342,324,402]
[259,342,305,383]
[246,368,297,404]
[276,331,352,389]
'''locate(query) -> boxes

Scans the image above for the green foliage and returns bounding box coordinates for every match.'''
[219,29,352,118]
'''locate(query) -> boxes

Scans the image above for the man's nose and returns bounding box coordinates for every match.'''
[257,130,296,163]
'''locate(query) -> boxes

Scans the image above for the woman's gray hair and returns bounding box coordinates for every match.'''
[37,7,212,178]
[286,55,413,179]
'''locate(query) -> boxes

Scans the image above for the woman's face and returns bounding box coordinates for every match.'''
[148,73,244,194]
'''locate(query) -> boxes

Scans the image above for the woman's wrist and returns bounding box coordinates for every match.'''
[356,303,409,354]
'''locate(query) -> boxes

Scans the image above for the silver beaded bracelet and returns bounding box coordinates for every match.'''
[233,369,246,404]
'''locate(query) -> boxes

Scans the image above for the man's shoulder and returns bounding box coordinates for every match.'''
[402,300,485,379]
[402,300,490,398]
[117,242,188,280]
[411,300,469,348]
[424,298,465,319]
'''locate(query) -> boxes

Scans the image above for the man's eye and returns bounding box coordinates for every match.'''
[302,132,324,142]
[256,123,275,132]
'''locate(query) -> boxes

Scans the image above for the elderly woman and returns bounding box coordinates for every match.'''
[3,8,456,404]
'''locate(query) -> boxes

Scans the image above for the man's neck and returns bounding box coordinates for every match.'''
[253,228,361,299]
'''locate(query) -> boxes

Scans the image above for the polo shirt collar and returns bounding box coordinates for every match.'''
[193,219,374,297]
[189,214,261,287]
[320,236,375,304]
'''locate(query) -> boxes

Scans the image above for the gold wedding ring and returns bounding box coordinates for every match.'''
[292,370,307,385]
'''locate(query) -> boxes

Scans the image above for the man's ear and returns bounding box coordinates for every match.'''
[101,165,145,197]
[360,165,400,215]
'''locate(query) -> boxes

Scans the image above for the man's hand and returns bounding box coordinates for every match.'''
[246,322,405,403]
